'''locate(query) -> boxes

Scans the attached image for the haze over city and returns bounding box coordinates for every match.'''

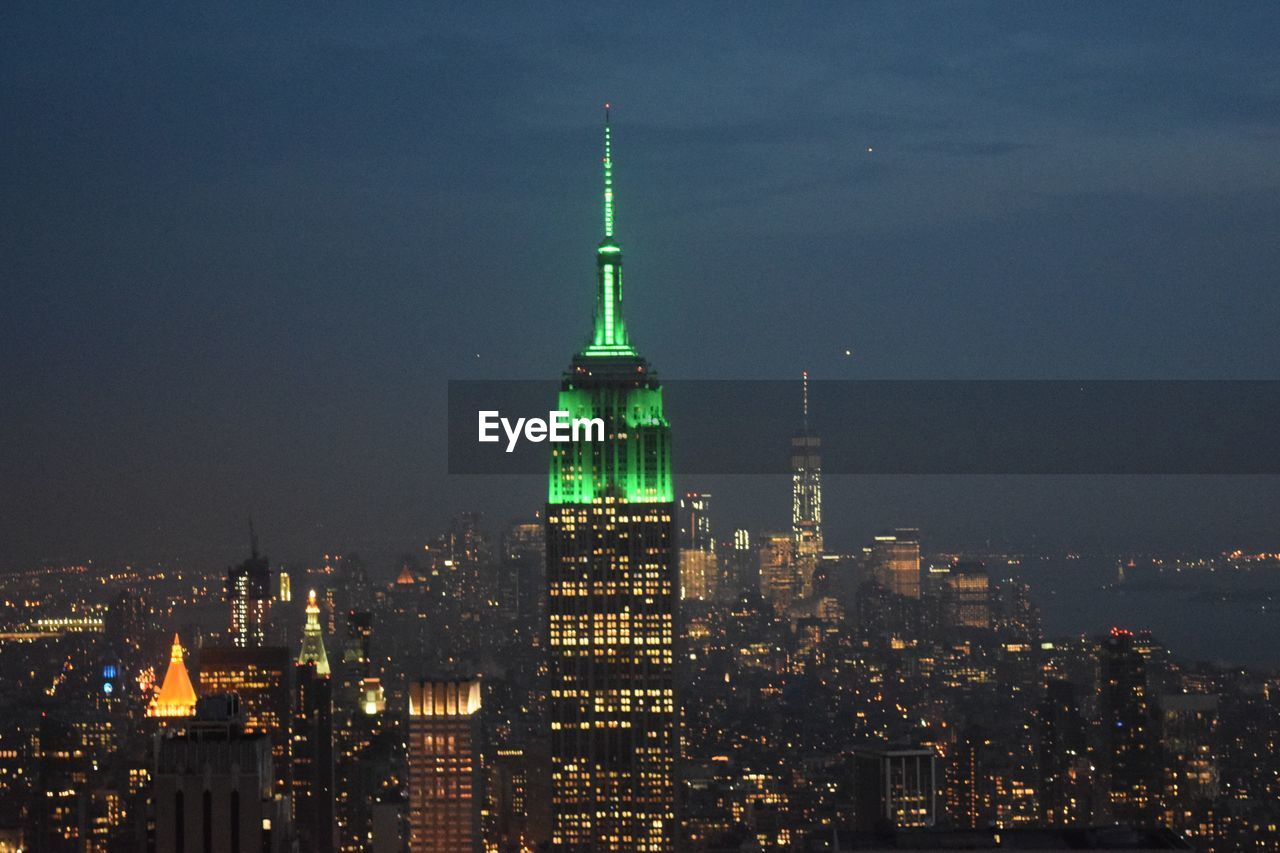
[4,4,1280,570]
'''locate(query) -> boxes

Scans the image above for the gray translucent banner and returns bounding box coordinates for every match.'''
[448,380,1280,475]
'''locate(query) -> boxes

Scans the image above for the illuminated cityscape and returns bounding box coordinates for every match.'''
[3,5,1280,853]
[2,113,1280,853]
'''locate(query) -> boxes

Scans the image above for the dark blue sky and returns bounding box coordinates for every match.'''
[3,3,1279,571]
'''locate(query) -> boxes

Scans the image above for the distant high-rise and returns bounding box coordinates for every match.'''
[198,645,294,804]
[294,591,335,853]
[678,491,714,552]
[1037,680,1093,825]
[873,529,922,599]
[499,518,545,626]
[1101,628,1154,824]
[681,549,718,601]
[852,747,937,830]
[944,561,991,629]
[945,725,993,828]
[679,492,717,601]
[297,590,331,676]
[545,107,677,851]
[724,528,758,601]
[32,708,122,852]
[1158,693,1218,840]
[758,533,797,611]
[407,679,482,853]
[791,372,823,557]
[227,524,273,648]
[334,610,378,853]
[105,589,147,662]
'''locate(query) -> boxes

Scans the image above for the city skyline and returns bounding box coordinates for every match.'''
[3,5,1280,851]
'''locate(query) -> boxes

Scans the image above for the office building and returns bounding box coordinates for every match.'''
[226,527,273,648]
[873,529,922,599]
[545,109,677,851]
[853,747,938,830]
[152,695,290,853]
[407,679,482,853]
[791,372,822,558]
[294,591,335,853]
[198,645,294,804]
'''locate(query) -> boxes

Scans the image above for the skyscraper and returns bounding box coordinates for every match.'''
[791,372,823,558]
[1158,693,1218,841]
[334,610,382,853]
[852,747,937,830]
[297,590,331,677]
[679,492,716,601]
[499,518,545,628]
[678,492,713,552]
[545,107,677,851]
[872,529,922,599]
[1101,628,1154,824]
[227,525,273,648]
[943,561,991,630]
[407,679,482,853]
[1037,680,1093,825]
[294,591,335,853]
[198,645,294,806]
[153,695,291,853]
[758,533,797,611]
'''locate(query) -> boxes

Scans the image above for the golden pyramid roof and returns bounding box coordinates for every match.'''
[147,633,197,718]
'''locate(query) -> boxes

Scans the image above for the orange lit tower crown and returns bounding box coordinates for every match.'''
[147,633,197,718]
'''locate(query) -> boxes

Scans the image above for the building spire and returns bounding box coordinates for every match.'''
[603,103,614,239]
[802,371,810,435]
[583,103,635,357]
[147,633,197,718]
[297,589,331,676]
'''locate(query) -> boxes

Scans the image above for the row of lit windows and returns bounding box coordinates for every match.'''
[552,687,672,697]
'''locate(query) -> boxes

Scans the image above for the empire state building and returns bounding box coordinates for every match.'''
[546,108,677,851]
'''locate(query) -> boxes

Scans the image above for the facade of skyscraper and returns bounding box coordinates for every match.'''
[758,533,797,611]
[1158,693,1219,841]
[852,748,938,830]
[678,492,713,552]
[407,679,483,853]
[1037,679,1093,825]
[1101,628,1154,825]
[791,373,823,558]
[873,529,922,599]
[545,110,677,851]
[334,610,376,853]
[944,561,991,630]
[294,590,335,853]
[679,492,718,600]
[153,695,290,853]
[197,645,294,806]
[226,530,274,648]
[499,518,545,628]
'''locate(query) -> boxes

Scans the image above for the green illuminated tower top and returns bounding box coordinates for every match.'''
[549,106,672,504]
[581,104,636,358]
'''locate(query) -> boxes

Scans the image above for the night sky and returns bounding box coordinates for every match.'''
[3,4,1279,572]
